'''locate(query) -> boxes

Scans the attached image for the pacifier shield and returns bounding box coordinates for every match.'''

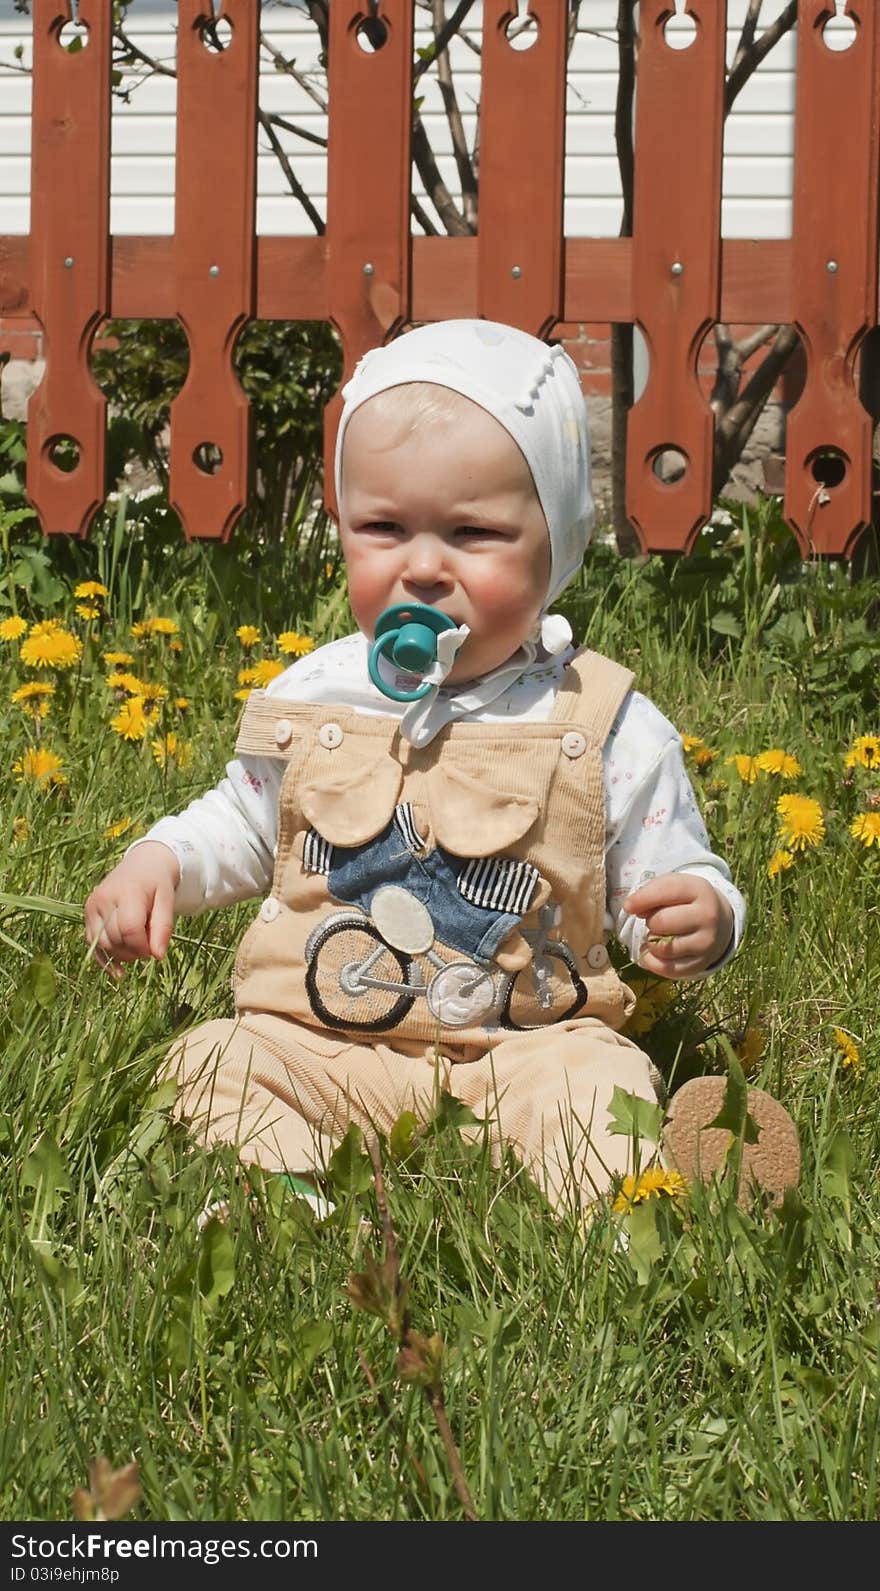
[368,603,459,703]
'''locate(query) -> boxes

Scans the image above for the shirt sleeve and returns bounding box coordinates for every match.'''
[603,693,746,978]
[126,754,284,915]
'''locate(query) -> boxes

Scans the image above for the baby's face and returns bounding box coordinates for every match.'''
[339,392,551,685]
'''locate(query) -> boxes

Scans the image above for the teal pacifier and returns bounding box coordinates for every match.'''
[368,603,458,702]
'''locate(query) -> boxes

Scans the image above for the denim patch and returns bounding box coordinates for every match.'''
[325,815,529,965]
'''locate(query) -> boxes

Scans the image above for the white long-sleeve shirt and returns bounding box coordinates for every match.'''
[134,634,745,976]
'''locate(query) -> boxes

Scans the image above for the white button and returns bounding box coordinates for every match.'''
[274,718,293,748]
[586,943,609,969]
[260,897,281,923]
[318,721,344,749]
[561,731,587,759]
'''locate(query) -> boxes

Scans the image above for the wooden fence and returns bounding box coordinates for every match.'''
[1,0,878,557]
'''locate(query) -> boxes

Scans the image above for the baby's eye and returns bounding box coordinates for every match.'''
[454,525,503,540]
[359,520,402,535]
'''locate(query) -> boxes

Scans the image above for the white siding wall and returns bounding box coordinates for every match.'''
[0,1,799,239]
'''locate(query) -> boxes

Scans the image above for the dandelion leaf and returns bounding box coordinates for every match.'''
[624,1199,663,1285]
[327,1124,373,1197]
[607,1085,664,1146]
[197,1217,235,1306]
[708,1043,759,1144]
[21,1131,70,1215]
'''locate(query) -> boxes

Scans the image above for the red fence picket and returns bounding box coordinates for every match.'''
[323,2,414,514]
[26,0,111,538]
[784,0,880,557]
[1,0,878,558]
[626,1,725,553]
[169,0,259,542]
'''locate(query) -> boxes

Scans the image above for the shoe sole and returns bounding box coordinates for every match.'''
[662,1077,801,1209]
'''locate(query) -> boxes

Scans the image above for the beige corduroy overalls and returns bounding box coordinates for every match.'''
[163,648,663,1208]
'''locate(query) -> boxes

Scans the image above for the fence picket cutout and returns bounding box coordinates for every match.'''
[1,0,878,557]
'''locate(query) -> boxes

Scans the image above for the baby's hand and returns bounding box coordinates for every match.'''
[622,873,734,980]
[83,842,181,981]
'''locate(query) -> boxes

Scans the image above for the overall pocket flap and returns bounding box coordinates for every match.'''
[300,746,403,846]
[427,761,541,857]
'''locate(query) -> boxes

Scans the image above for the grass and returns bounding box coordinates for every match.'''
[0,496,878,1522]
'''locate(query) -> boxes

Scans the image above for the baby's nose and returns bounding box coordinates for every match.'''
[405,535,449,585]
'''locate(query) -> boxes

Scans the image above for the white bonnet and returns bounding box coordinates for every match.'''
[334,318,593,613]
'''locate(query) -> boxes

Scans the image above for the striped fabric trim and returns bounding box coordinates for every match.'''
[394,802,427,854]
[458,856,539,916]
[303,828,333,876]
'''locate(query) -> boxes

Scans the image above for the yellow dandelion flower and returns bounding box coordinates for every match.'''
[250,659,285,688]
[233,687,253,701]
[106,671,144,695]
[12,817,29,843]
[237,666,258,687]
[11,680,54,720]
[102,650,133,667]
[832,1028,862,1071]
[613,1165,688,1214]
[130,622,148,639]
[756,748,802,779]
[103,817,135,840]
[147,616,178,636]
[28,619,63,636]
[151,733,193,770]
[767,848,796,878]
[726,753,760,784]
[850,812,880,848]
[236,624,261,648]
[623,975,676,1037]
[74,581,108,599]
[681,735,705,754]
[174,696,190,710]
[134,681,168,706]
[110,699,149,741]
[13,747,67,788]
[169,639,183,654]
[19,627,82,670]
[75,602,101,622]
[11,681,55,704]
[733,1026,765,1073]
[693,746,718,769]
[277,630,315,658]
[0,615,27,641]
[776,793,825,851]
[844,734,880,772]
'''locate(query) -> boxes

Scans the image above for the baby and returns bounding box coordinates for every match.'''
[84,320,800,1212]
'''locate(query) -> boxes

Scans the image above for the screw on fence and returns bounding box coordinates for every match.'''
[671,261,684,276]
[511,265,522,279]
[362,262,375,276]
[208,264,220,277]
[826,260,839,273]
[63,257,74,269]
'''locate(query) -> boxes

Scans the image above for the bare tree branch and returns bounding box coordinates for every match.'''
[725,1,798,115]
[259,108,326,235]
[712,325,800,497]
[412,110,471,235]
[414,0,477,83]
[430,1,478,231]
[260,34,328,114]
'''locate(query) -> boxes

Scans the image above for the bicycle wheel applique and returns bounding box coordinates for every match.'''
[498,941,587,1030]
[305,914,415,1032]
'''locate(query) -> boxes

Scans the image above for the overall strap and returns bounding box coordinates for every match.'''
[550,648,635,746]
